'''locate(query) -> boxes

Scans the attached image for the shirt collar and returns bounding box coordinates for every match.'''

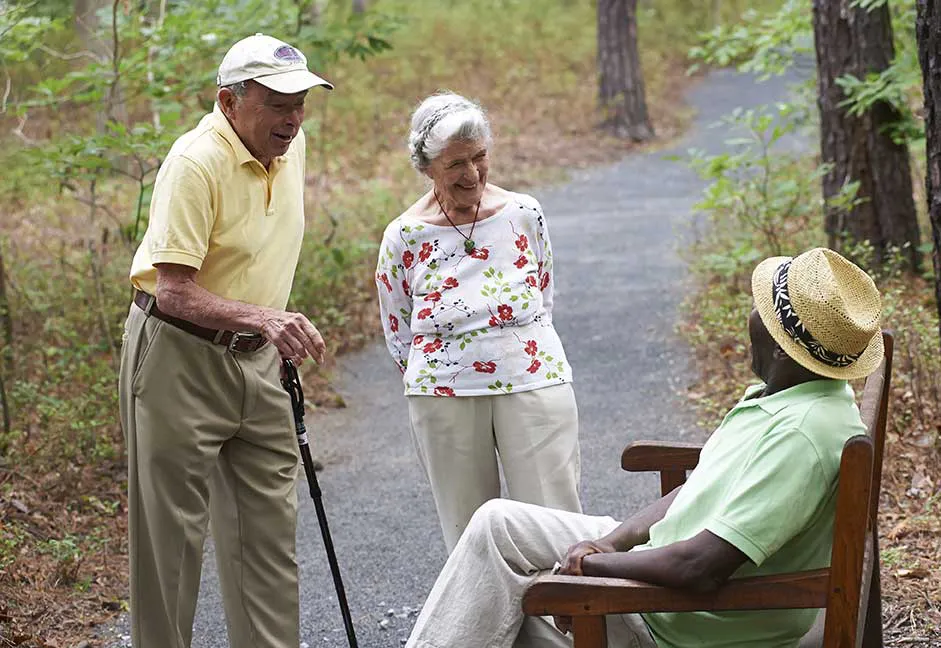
[735,379,850,416]
[210,103,260,168]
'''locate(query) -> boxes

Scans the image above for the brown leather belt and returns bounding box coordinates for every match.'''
[133,290,269,353]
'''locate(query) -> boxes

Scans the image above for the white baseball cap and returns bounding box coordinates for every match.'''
[216,33,334,94]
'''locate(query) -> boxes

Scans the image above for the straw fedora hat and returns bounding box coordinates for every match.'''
[751,247,883,380]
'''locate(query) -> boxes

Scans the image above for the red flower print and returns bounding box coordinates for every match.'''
[434,386,455,397]
[423,338,443,353]
[443,277,459,289]
[402,250,414,269]
[425,291,442,303]
[513,255,527,269]
[527,359,542,374]
[473,361,497,374]
[516,234,528,252]
[488,316,500,327]
[417,308,433,320]
[498,304,514,321]
[525,275,537,287]
[524,340,538,356]
[470,247,489,260]
[389,314,399,333]
[419,242,434,262]
[538,261,544,273]
[540,273,550,290]
[413,335,425,346]
[378,273,392,292]
[402,279,411,296]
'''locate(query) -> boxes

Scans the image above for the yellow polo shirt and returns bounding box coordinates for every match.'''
[130,104,306,310]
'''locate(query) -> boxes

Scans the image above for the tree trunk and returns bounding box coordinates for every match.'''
[597,0,654,141]
[74,0,107,56]
[310,0,327,26]
[917,0,941,348]
[352,0,366,13]
[812,0,921,270]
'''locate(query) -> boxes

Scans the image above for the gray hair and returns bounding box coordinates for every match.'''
[408,92,492,172]
[222,81,249,100]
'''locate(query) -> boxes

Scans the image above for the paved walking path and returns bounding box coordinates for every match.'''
[104,68,804,647]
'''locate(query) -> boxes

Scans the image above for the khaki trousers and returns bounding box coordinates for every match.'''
[405,499,658,648]
[119,304,299,648]
[407,384,582,553]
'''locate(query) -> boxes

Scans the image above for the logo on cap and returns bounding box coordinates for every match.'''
[274,45,302,62]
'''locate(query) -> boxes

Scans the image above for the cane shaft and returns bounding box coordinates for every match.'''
[297,440,358,647]
[295,419,358,648]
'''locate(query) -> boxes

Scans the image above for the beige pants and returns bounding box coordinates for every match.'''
[119,304,299,648]
[407,384,582,553]
[405,499,658,648]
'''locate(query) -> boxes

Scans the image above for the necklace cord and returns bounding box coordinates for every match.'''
[434,191,481,249]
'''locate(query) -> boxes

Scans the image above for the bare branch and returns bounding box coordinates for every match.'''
[66,192,127,232]
[36,44,103,63]
[1,72,10,113]
[11,114,37,146]
[0,0,41,41]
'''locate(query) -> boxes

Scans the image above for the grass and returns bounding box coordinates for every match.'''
[0,0,772,644]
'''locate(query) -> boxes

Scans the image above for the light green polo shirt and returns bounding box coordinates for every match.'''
[637,379,865,648]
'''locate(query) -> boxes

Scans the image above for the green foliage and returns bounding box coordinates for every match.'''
[0,0,776,501]
[2,0,399,237]
[688,0,812,79]
[840,0,923,145]
[37,534,82,563]
[0,522,28,572]
[0,3,67,65]
[689,0,923,144]
[683,106,837,279]
[36,533,84,585]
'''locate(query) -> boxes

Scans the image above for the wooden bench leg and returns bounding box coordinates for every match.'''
[862,536,884,648]
[573,616,607,648]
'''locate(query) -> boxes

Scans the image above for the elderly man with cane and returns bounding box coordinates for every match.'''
[119,33,332,648]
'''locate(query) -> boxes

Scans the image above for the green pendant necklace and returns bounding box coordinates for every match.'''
[435,191,481,253]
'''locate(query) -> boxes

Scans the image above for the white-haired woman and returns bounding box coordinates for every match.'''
[376,92,582,552]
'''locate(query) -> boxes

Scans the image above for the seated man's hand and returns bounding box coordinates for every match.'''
[559,539,616,576]
[553,539,617,634]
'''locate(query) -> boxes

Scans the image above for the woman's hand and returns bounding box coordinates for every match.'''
[553,538,617,634]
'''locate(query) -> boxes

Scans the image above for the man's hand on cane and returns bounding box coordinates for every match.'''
[261,309,326,365]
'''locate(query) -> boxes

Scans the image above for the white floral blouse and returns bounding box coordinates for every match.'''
[375,192,573,397]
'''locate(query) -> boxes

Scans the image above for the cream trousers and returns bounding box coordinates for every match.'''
[119,304,300,648]
[406,499,658,648]
[407,383,582,552]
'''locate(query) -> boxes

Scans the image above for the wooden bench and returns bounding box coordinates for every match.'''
[522,331,893,648]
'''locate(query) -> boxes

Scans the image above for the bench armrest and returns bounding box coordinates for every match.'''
[522,569,829,616]
[620,441,704,472]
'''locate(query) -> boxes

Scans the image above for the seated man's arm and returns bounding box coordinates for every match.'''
[579,423,840,592]
[560,487,682,575]
[581,530,748,592]
[552,487,698,635]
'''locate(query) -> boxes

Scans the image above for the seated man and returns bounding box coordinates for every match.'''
[404,247,884,648]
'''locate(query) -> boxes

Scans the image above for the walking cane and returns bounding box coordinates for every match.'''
[281,359,359,648]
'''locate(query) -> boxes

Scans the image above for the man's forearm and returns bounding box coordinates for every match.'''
[581,529,748,593]
[155,274,272,333]
[597,487,681,551]
[580,542,716,591]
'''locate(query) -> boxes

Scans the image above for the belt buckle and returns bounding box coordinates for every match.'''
[227,332,250,353]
